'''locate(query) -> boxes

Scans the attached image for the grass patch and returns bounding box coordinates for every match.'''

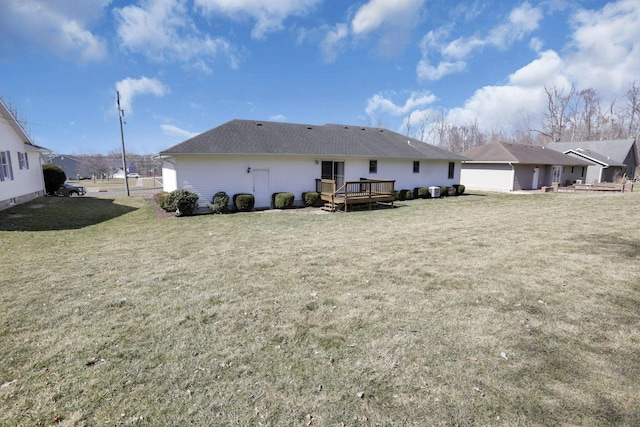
[1,192,639,425]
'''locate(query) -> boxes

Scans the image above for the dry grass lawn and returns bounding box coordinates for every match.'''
[1,191,639,426]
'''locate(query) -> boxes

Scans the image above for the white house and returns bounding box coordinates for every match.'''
[158,119,467,208]
[0,98,49,210]
[460,141,591,192]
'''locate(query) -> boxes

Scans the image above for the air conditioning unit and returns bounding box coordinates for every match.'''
[428,186,440,198]
[575,180,583,184]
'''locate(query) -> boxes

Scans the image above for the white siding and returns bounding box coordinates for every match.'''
[460,163,514,191]
[0,115,45,209]
[165,154,463,208]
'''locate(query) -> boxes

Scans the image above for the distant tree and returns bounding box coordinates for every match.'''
[43,164,66,195]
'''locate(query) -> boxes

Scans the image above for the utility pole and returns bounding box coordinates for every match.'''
[116,91,130,196]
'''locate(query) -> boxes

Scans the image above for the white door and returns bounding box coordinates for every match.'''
[532,167,540,190]
[253,170,270,208]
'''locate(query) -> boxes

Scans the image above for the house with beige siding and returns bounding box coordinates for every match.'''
[460,141,590,192]
[0,98,49,210]
[158,119,467,209]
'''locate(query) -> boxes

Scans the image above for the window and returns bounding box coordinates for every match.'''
[0,151,14,181]
[369,160,377,174]
[448,162,455,179]
[571,166,574,174]
[581,167,585,177]
[413,161,420,173]
[18,152,29,170]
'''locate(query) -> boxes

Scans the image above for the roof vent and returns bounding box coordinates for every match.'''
[256,123,263,126]
[307,126,312,130]
[344,126,349,129]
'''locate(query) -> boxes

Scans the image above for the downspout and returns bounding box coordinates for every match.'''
[509,162,515,191]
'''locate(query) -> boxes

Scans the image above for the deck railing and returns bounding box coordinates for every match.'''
[315,178,396,212]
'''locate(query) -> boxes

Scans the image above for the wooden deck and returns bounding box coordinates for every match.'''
[316,179,396,212]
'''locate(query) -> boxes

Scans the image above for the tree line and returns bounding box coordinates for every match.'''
[403,82,640,153]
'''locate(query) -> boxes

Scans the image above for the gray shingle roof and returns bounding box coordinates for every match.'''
[159,119,467,161]
[461,141,590,165]
[563,149,625,167]
[547,139,636,164]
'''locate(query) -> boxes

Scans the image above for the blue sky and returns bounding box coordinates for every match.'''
[1,0,638,155]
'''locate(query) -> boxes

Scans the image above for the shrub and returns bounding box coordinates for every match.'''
[209,191,229,214]
[447,186,457,196]
[233,193,255,212]
[439,186,448,197]
[42,164,67,195]
[165,189,199,216]
[302,191,322,207]
[156,192,170,211]
[396,189,412,201]
[413,187,430,199]
[273,192,295,209]
[454,184,465,195]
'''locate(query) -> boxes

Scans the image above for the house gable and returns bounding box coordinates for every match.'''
[0,98,49,210]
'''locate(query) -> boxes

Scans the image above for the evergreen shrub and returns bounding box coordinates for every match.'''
[209,191,229,214]
[233,193,255,212]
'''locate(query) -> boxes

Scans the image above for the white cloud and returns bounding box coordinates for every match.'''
[442,0,640,133]
[114,0,238,71]
[366,91,437,117]
[115,77,169,114]
[319,23,349,63]
[417,2,543,81]
[0,0,109,62]
[161,124,199,139]
[565,0,640,95]
[194,0,322,40]
[351,0,425,35]
[269,114,287,122]
[351,0,426,56]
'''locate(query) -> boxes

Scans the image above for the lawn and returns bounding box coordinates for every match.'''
[1,191,639,426]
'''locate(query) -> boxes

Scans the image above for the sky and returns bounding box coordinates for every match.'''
[1,0,639,155]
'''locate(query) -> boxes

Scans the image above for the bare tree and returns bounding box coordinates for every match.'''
[542,84,576,142]
[625,81,640,140]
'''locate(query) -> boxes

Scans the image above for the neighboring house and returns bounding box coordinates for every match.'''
[547,139,638,183]
[48,154,92,180]
[0,98,50,210]
[158,119,467,208]
[460,141,591,192]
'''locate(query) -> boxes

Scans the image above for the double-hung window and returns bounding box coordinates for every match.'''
[369,160,378,174]
[0,151,14,181]
[448,162,455,179]
[18,152,29,170]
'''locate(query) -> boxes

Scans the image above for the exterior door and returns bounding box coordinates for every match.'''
[253,169,270,208]
[552,166,562,183]
[532,167,540,190]
[321,161,345,189]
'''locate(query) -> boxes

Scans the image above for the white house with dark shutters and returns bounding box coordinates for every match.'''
[0,98,49,210]
[158,119,467,209]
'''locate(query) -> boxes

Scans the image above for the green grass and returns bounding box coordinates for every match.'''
[1,192,639,425]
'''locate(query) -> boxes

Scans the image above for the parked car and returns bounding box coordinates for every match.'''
[56,182,86,196]
[127,173,140,178]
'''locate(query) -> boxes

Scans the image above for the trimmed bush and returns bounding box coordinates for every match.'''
[302,191,322,207]
[413,187,430,199]
[273,192,295,209]
[454,184,465,195]
[209,191,229,214]
[233,193,255,212]
[165,189,199,216]
[156,192,170,211]
[439,186,448,197]
[447,186,457,196]
[396,189,412,201]
[43,163,67,195]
